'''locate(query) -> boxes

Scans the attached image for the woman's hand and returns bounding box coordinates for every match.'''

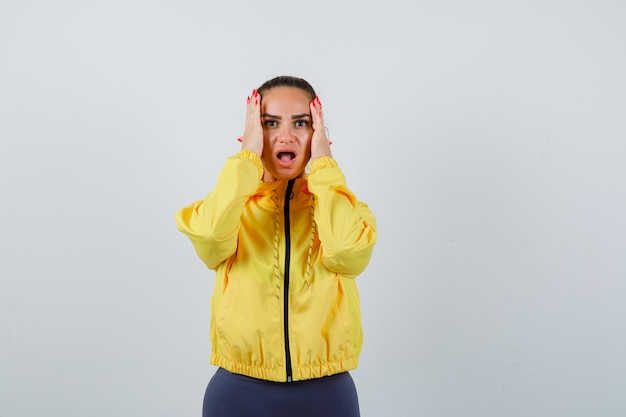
[240,89,264,156]
[310,97,332,161]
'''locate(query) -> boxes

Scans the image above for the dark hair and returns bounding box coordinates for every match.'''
[257,75,317,100]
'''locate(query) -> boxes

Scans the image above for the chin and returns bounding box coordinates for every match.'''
[268,168,305,181]
[280,171,305,180]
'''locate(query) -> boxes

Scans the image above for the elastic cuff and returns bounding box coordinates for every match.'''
[310,157,338,173]
[237,149,264,179]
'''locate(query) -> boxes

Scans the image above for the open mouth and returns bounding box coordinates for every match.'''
[276,151,296,168]
[277,152,296,162]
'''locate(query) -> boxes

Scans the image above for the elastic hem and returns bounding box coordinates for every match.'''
[210,352,359,382]
[309,157,337,172]
[215,368,353,393]
[236,149,264,179]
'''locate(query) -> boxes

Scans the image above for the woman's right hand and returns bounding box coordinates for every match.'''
[240,89,264,157]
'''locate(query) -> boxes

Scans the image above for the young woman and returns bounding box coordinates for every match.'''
[175,76,377,417]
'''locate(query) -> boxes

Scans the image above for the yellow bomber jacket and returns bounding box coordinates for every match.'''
[175,150,377,382]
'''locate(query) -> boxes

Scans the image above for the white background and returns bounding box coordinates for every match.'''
[1,1,625,416]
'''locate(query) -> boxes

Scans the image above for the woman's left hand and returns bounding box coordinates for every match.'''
[310,97,332,160]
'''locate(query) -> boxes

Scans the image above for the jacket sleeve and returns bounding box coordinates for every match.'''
[307,157,377,277]
[174,150,264,270]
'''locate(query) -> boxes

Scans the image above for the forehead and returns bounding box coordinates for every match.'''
[261,87,311,113]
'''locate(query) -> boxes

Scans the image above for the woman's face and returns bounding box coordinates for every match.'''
[260,87,313,182]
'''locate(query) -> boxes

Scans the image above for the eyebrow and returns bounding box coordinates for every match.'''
[261,113,312,120]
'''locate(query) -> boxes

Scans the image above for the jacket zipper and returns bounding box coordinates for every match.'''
[283,179,295,382]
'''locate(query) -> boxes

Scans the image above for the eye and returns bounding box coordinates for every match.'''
[263,119,278,128]
[294,120,309,128]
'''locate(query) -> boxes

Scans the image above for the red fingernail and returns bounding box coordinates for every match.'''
[253,89,258,97]
[316,97,322,107]
[255,99,258,105]
[329,141,333,146]
[247,96,250,104]
[311,99,316,108]
[237,137,243,142]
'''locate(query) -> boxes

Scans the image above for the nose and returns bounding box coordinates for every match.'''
[277,124,295,143]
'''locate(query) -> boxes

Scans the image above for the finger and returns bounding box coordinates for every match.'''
[312,98,328,140]
[244,89,261,128]
[316,98,332,145]
[246,89,259,115]
[309,97,332,159]
[310,97,325,134]
[241,89,264,155]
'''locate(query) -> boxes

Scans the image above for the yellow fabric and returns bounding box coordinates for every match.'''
[175,150,377,382]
